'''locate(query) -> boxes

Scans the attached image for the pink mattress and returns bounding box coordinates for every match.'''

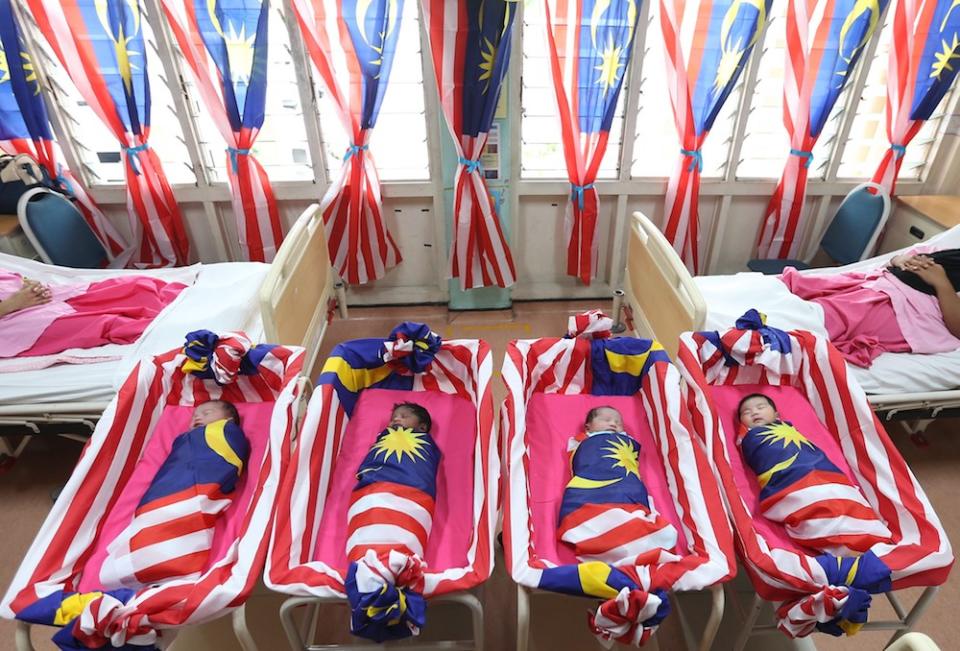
[709,384,866,553]
[78,402,275,591]
[312,388,477,571]
[525,393,687,566]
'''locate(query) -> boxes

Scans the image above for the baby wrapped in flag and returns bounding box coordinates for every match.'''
[345,402,442,642]
[558,406,678,566]
[99,400,249,588]
[737,394,892,555]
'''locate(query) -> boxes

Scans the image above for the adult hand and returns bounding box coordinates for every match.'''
[910,259,952,291]
[0,278,51,317]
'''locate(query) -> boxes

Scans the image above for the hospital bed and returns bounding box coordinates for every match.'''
[620,210,960,430]
[0,203,341,454]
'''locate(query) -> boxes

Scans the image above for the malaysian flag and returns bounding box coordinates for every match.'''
[99,418,249,589]
[559,431,678,566]
[740,420,891,555]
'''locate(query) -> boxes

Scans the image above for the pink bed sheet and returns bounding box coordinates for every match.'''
[709,384,867,553]
[312,388,477,571]
[526,393,687,566]
[78,401,275,592]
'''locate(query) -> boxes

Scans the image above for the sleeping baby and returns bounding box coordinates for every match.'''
[737,394,892,555]
[558,406,678,566]
[99,400,249,588]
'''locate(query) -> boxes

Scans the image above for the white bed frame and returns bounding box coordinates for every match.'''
[0,203,341,451]
[620,210,960,424]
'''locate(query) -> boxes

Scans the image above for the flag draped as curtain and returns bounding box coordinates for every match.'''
[290,0,402,284]
[661,0,769,273]
[0,0,127,256]
[544,0,642,285]
[755,0,887,260]
[161,0,282,262]
[421,0,517,290]
[27,0,191,267]
[871,0,960,195]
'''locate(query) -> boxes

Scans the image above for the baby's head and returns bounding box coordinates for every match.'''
[389,402,432,432]
[737,394,779,428]
[585,406,624,433]
[191,399,240,428]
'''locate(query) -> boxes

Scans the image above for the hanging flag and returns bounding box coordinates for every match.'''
[661,0,770,272]
[421,0,518,290]
[27,0,191,267]
[755,0,888,260]
[872,0,960,194]
[0,0,126,256]
[290,0,403,284]
[161,0,283,262]
[543,0,643,284]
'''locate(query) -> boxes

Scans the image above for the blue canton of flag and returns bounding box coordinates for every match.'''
[79,0,151,134]
[317,339,414,415]
[559,432,650,521]
[589,338,670,396]
[912,0,960,119]
[0,0,52,141]
[193,0,269,132]
[343,0,404,129]
[809,0,888,136]
[354,426,441,498]
[576,0,641,134]
[460,0,516,137]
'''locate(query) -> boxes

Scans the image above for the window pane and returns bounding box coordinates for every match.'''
[316,0,430,181]
[737,2,852,180]
[521,0,627,180]
[630,1,742,179]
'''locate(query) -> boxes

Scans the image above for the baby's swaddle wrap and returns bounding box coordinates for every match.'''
[100,418,249,588]
[345,424,441,642]
[740,420,891,555]
[558,430,678,566]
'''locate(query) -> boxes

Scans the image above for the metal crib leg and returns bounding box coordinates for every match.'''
[232,604,258,651]
[886,586,940,648]
[699,585,725,651]
[516,585,530,651]
[15,621,35,651]
[732,592,764,651]
[279,596,317,651]
[441,591,484,651]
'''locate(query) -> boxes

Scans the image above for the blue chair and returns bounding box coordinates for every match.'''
[17,187,109,268]
[747,182,891,274]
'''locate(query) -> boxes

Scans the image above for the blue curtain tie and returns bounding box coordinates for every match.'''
[570,183,594,210]
[490,187,505,215]
[680,148,703,172]
[54,165,74,195]
[459,156,483,174]
[789,148,814,168]
[227,147,251,173]
[123,143,149,175]
[344,143,368,161]
[890,143,907,159]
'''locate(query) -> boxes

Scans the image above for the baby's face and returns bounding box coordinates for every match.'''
[739,397,778,428]
[389,406,423,431]
[586,407,624,433]
[191,401,232,428]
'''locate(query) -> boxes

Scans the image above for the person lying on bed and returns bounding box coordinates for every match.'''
[99,399,249,589]
[737,394,892,556]
[558,406,678,567]
[780,248,960,367]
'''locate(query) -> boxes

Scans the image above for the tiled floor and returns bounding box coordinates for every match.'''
[1,301,958,650]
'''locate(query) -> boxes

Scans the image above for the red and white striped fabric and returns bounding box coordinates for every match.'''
[267,338,497,599]
[502,337,735,598]
[558,503,680,567]
[26,0,190,267]
[160,0,284,263]
[1,339,304,645]
[566,309,614,339]
[0,140,128,257]
[346,482,434,562]
[290,0,401,284]
[420,0,517,290]
[676,327,953,636]
[590,582,668,647]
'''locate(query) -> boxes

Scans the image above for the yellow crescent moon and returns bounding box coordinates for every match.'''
[207,0,226,39]
[626,0,637,43]
[591,0,612,48]
[838,0,880,63]
[941,0,960,32]
[355,0,398,49]
[567,475,622,490]
[95,0,141,41]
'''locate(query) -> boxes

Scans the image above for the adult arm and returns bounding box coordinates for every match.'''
[0,279,51,318]
[911,257,960,339]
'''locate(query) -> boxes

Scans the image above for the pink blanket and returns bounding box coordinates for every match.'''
[313,388,477,571]
[525,393,686,566]
[78,402,274,592]
[0,272,186,359]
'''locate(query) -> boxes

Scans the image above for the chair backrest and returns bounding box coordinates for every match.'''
[820,182,891,265]
[17,188,108,268]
